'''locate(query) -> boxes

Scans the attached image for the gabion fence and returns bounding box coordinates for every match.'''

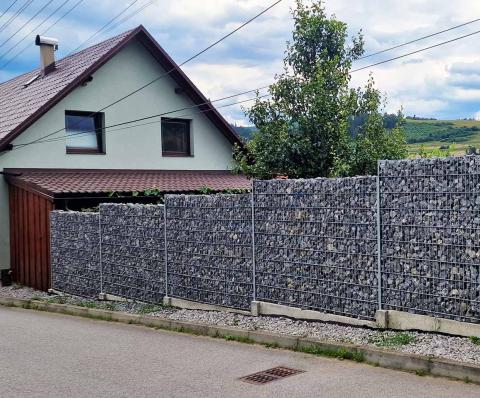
[253,177,378,320]
[100,203,166,304]
[379,156,480,322]
[165,194,253,310]
[51,211,100,298]
[50,156,480,325]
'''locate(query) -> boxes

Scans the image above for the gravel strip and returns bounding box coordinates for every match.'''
[2,285,480,365]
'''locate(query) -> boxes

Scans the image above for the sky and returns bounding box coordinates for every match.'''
[1,0,480,125]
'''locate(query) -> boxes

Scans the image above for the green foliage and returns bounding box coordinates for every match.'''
[107,190,119,198]
[234,0,407,179]
[222,334,254,344]
[232,125,256,140]
[143,187,162,197]
[368,332,416,347]
[469,336,480,346]
[198,186,214,194]
[466,145,478,155]
[137,304,163,314]
[417,144,456,158]
[297,345,364,362]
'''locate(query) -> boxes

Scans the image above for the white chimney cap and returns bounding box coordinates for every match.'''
[35,35,59,49]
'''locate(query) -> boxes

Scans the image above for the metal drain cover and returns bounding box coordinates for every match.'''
[239,366,305,385]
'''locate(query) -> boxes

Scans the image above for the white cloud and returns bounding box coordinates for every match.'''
[3,0,480,121]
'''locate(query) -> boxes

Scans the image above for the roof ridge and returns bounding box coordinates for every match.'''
[57,26,139,65]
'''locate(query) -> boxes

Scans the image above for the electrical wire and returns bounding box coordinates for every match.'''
[19,93,271,147]
[14,86,271,147]
[100,0,156,37]
[360,17,480,59]
[0,0,34,33]
[0,0,55,49]
[351,28,480,73]
[67,0,140,55]
[20,0,282,147]
[1,0,85,69]
[0,0,70,61]
[0,0,20,21]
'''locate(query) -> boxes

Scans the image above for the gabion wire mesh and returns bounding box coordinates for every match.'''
[100,203,165,303]
[253,177,379,320]
[165,194,253,310]
[50,211,100,298]
[379,156,480,323]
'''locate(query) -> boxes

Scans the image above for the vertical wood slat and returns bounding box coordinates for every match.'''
[8,185,54,291]
[8,187,16,283]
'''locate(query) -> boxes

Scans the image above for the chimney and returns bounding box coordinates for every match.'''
[35,35,58,75]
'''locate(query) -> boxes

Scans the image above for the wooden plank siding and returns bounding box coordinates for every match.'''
[9,184,54,291]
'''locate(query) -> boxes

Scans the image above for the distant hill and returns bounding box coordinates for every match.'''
[232,125,256,140]
[230,120,480,156]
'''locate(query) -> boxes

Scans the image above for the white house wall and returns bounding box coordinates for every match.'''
[0,38,235,269]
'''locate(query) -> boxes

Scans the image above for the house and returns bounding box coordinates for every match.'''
[0,25,250,290]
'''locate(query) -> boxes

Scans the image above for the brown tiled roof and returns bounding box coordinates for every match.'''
[0,26,241,150]
[5,169,251,198]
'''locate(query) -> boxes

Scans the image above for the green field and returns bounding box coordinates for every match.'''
[405,119,480,156]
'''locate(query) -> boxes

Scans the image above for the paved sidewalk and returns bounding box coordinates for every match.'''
[0,307,478,398]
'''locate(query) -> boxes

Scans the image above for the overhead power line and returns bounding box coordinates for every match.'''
[22,0,282,147]
[101,0,156,37]
[0,0,71,62]
[20,93,271,147]
[0,0,34,33]
[352,28,480,73]
[0,0,55,49]
[67,0,140,55]
[1,0,85,69]
[14,85,271,148]
[360,17,480,60]
[0,0,20,21]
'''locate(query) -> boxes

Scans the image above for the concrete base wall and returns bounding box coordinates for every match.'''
[254,301,378,328]
[385,310,480,338]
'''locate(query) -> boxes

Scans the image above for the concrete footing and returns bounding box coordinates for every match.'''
[163,296,251,315]
[255,301,378,328]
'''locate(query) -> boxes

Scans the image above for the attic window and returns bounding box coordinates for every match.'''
[65,111,105,154]
[162,118,192,156]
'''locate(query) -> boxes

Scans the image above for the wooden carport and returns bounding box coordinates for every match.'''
[4,168,251,291]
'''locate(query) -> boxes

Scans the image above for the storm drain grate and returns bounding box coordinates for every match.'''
[239,366,305,385]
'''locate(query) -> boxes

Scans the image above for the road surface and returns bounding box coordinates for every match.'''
[0,307,478,397]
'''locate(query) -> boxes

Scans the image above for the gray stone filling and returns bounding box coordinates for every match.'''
[100,203,165,303]
[50,211,100,298]
[165,194,253,310]
[379,156,480,323]
[253,177,378,320]
[49,156,480,324]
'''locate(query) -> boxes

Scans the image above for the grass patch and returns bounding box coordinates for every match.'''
[264,342,280,349]
[368,332,415,348]
[415,369,428,377]
[469,336,480,346]
[223,334,254,344]
[297,345,364,362]
[137,304,163,314]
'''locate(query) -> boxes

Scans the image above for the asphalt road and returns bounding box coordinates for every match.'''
[0,307,478,398]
